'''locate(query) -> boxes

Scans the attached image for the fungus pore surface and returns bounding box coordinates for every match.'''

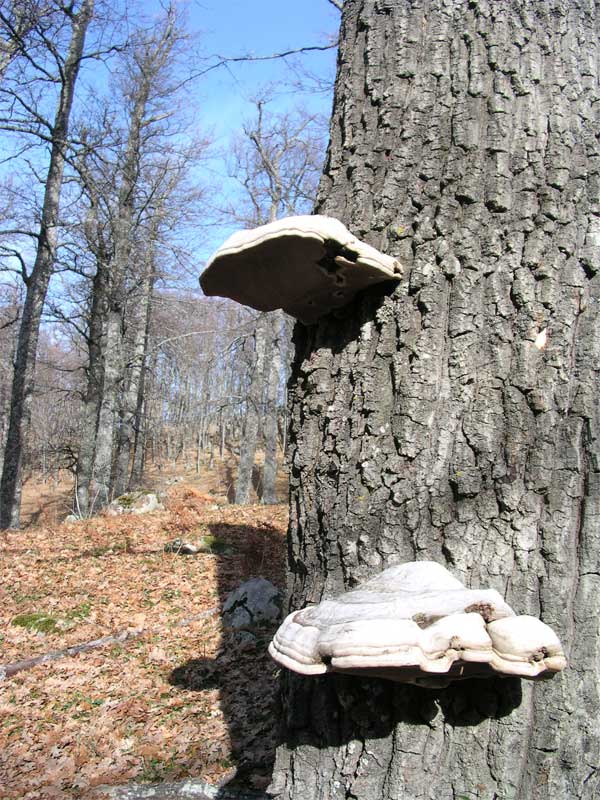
[269,562,567,686]
[199,215,402,323]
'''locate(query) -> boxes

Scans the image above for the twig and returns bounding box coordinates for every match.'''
[185,43,338,84]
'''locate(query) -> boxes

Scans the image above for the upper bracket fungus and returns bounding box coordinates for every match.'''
[200,215,402,324]
[269,562,567,686]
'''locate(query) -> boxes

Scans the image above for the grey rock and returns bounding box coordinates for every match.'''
[107,492,164,516]
[91,776,268,799]
[164,539,199,555]
[223,578,282,630]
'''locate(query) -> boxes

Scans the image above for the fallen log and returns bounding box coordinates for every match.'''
[0,607,219,680]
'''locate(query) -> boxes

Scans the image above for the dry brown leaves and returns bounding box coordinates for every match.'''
[0,486,287,799]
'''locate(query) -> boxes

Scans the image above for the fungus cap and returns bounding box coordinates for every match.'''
[200,215,402,324]
[269,562,567,685]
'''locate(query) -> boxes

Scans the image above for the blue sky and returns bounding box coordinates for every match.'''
[133,0,340,144]
[186,0,339,131]
[167,0,340,263]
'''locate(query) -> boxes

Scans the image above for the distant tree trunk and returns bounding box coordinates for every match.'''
[80,29,157,507]
[75,246,109,516]
[272,2,600,799]
[128,303,154,490]
[194,428,201,474]
[129,394,147,487]
[219,412,226,459]
[235,314,268,504]
[113,249,155,496]
[90,307,122,506]
[0,0,94,529]
[262,311,282,504]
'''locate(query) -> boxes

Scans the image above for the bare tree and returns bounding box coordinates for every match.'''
[0,0,94,529]
[73,8,208,513]
[0,1,50,80]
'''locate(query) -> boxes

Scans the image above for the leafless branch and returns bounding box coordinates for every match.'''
[0,312,19,331]
[184,42,338,86]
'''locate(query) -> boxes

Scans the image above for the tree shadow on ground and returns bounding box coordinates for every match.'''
[167,520,285,793]
[170,630,279,793]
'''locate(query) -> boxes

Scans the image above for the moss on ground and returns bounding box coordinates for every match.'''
[11,603,91,634]
[198,535,234,555]
[11,612,58,633]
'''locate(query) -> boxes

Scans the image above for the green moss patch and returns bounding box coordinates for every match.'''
[12,612,58,634]
[198,535,235,555]
[116,493,136,508]
[11,603,92,634]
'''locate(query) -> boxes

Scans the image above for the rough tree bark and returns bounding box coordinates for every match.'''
[271,2,599,799]
[0,0,94,529]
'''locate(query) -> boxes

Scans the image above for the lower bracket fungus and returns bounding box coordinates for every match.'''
[200,215,402,324]
[269,562,566,686]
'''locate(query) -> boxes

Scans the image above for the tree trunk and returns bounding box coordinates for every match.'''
[113,250,155,496]
[271,2,600,799]
[91,307,122,507]
[130,345,155,487]
[235,314,269,504]
[75,256,108,516]
[262,311,283,504]
[81,34,156,507]
[219,412,226,460]
[0,0,94,529]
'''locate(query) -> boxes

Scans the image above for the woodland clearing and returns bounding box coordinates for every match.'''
[0,481,287,799]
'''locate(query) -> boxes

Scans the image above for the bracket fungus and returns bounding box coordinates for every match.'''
[269,562,567,686]
[200,215,402,324]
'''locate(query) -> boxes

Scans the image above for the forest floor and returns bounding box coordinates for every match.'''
[0,469,289,800]
[18,450,285,529]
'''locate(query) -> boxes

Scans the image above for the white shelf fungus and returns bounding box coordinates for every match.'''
[269,562,567,685]
[200,215,402,324]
